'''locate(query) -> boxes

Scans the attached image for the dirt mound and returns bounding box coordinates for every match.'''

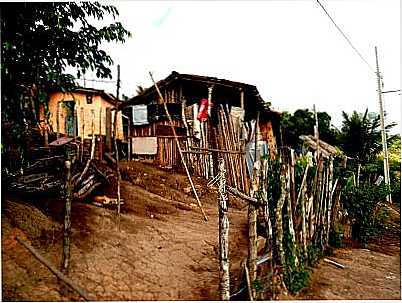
[2,199,61,243]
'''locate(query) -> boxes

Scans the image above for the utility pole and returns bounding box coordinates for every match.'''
[375,46,392,203]
[313,104,320,159]
[116,64,121,100]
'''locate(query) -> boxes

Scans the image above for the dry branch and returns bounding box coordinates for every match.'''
[16,236,91,301]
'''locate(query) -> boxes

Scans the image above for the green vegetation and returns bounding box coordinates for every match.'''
[1,2,131,171]
[342,182,390,244]
[280,109,339,149]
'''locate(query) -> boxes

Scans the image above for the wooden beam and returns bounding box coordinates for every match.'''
[190,146,245,154]
[16,237,90,300]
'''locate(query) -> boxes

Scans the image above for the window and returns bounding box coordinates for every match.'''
[86,94,93,104]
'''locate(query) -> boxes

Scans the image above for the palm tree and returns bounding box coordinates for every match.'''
[339,109,396,164]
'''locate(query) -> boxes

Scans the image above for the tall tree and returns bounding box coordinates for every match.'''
[281,108,339,149]
[1,2,131,169]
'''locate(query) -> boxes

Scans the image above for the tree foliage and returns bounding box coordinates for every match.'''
[338,109,396,164]
[1,2,130,124]
[1,2,131,170]
[280,109,339,149]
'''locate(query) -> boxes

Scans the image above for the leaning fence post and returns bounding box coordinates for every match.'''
[62,160,72,273]
[218,158,230,300]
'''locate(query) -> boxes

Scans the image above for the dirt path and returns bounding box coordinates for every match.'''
[296,206,401,300]
[2,161,249,301]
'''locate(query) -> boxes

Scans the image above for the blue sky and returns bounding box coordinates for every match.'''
[78,0,401,133]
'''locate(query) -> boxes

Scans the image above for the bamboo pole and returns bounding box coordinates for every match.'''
[190,146,245,154]
[16,237,90,301]
[218,158,230,300]
[149,72,208,221]
[62,160,72,273]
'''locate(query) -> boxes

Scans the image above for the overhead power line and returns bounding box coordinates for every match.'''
[315,0,376,73]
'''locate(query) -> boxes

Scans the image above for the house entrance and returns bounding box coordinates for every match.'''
[64,101,76,137]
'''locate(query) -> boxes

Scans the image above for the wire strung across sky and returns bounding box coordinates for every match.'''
[315,0,376,73]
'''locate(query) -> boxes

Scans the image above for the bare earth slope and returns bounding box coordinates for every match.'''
[2,161,249,301]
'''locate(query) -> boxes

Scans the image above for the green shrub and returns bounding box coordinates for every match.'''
[391,179,400,208]
[329,224,344,248]
[342,182,390,244]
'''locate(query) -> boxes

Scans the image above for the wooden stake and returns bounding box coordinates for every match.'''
[218,158,230,300]
[62,160,72,273]
[149,72,208,221]
[286,158,298,265]
[248,161,260,298]
[275,155,288,267]
[113,109,122,229]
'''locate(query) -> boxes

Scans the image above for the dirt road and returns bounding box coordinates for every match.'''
[2,161,400,300]
[296,206,401,300]
[2,161,249,301]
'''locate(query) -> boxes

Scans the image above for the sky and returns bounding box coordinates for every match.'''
[77,0,401,133]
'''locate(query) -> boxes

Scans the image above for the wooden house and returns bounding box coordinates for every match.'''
[42,87,124,140]
[121,71,281,193]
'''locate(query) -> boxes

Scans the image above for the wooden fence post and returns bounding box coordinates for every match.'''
[106,107,112,152]
[248,158,261,298]
[113,109,122,229]
[275,155,288,268]
[218,158,230,300]
[62,160,72,273]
